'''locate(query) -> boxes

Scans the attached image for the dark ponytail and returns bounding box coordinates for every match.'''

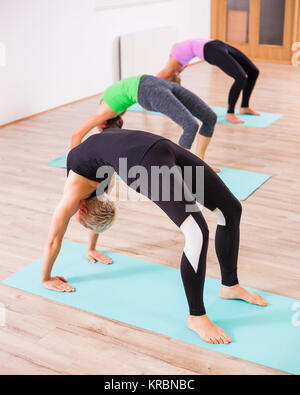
[105,115,124,129]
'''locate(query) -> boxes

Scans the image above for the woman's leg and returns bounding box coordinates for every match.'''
[204,41,248,123]
[173,143,241,284]
[171,83,217,139]
[138,76,217,167]
[138,77,200,150]
[227,45,260,115]
[170,84,218,167]
[137,141,232,344]
[173,144,268,306]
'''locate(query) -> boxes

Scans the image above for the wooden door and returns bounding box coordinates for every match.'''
[211,0,299,63]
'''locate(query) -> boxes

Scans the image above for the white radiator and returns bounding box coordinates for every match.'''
[118,26,178,80]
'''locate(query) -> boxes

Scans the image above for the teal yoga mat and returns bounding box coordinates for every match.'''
[2,241,299,375]
[217,167,271,201]
[48,155,271,202]
[212,107,283,128]
[48,155,67,169]
[128,104,283,128]
[48,155,121,180]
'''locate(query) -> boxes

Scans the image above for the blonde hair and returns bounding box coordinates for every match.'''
[84,195,116,234]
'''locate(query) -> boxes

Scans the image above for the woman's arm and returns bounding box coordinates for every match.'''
[157,66,176,80]
[179,65,188,73]
[41,192,81,291]
[86,177,115,265]
[71,102,118,150]
[157,56,183,80]
[71,113,107,150]
[86,229,113,265]
[88,230,99,251]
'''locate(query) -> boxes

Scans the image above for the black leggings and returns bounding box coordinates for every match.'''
[204,40,259,114]
[135,140,242,316]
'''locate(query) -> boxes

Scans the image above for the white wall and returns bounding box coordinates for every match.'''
[0,0,211,126]
[120,27,180,80]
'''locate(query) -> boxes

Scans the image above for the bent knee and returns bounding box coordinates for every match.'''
[252,67,259,80]
[235,73,247,87]
[179,120,200,149]
[214,198,242,227]
[231,198,242,224]
[190,117,200,131]
[180,215,209,272]
[233,198,242,216]
[199,110,217,138]
[208,110,217,126]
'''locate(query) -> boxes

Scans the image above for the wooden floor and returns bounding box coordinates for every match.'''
[0,62,299,375]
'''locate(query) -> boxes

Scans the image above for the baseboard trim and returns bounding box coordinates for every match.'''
[0,93,101,129]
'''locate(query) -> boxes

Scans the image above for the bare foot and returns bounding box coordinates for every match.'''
[240,107,260,116]
[187,315,232,345]
[199,158,221,173]
[220,284,268,307]
[226,113,245,124]
[211,165,221,173]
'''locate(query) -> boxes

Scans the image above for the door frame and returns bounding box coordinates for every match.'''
[211,0,299,64]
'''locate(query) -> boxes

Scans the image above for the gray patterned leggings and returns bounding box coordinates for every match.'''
[138,76,217,149]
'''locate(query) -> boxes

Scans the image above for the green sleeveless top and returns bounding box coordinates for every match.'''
[102,75,145,114]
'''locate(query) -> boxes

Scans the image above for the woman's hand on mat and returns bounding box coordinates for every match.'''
[42,277,75,293]
[87,250,113,265]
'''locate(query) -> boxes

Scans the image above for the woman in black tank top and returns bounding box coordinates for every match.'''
[41,127,267,346]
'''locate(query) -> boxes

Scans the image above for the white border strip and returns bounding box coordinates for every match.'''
[95,0,173,11]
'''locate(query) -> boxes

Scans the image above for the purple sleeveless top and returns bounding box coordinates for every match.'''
[170,39,212,70]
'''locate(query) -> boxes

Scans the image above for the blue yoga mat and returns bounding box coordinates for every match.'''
[2,241,299,375]
[212,107,283,128]
[48,156,271,202]
[48,155,67,169]
[128,104,283,128]
[217,167,271,201]
[48,155,121,181]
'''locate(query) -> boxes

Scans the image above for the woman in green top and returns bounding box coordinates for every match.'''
[71,75,218,170]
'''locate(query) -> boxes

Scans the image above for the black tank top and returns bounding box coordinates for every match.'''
[67,128,166,182]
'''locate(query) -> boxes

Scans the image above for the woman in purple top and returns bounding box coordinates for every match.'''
[157,39,260,124]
